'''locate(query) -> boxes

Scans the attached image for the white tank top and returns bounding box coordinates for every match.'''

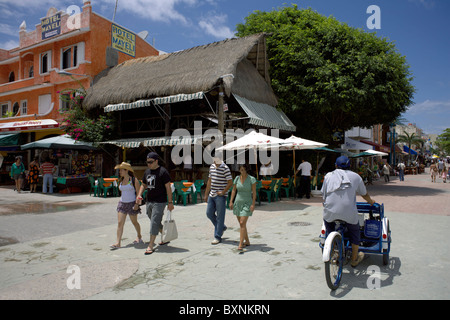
[119,180,136,203]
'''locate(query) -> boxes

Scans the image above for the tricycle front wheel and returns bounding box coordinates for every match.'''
[324,233,344,290]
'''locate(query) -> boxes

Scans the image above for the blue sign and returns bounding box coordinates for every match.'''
[41,13,61,40]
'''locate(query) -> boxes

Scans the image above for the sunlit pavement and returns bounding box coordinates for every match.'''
[0,168,449,300]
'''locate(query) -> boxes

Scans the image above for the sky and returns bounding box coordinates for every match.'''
[1,0,449,136]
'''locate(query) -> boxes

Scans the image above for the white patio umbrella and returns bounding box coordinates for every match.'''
[279,135,328,189]
[280,135,328,150]
[216,131,286,179]
[217,131,286,151]
[363,149,389,157]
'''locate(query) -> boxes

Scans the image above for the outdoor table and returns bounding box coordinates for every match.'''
[170,182,196,193]
[102,177,118,187]
[171,182,197,205]
[182,182,195,192]
[261,180,272,189]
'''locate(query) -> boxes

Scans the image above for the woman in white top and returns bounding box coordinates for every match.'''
[110,162,142,250]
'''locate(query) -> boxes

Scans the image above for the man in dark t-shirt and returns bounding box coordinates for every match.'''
[137,152,174,255]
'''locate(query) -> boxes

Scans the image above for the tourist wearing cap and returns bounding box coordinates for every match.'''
[110,162,142,250]
[136,152,174,255]
[321,156,375,267]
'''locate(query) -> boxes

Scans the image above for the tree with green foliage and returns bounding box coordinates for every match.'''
[396,132,423,163]
[60,87,115,143]
[236,5,415,144]
[435,129,450,155]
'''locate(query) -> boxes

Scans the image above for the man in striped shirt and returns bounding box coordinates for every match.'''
[205,153,232,244]
[40,158,56,194]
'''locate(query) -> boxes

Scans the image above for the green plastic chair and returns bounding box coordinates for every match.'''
[226,189,232,209]
[98,177,114,198]
[193,179,204,203]
[260,179,276,203]
[281,176,294,198]
[173,181,191,206]
[256,180,262,205]
[88,176,98,197]
[274,178,284,201]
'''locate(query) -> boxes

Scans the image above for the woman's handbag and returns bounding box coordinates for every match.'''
[161,210,178,243]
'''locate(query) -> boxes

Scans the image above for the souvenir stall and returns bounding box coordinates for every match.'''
[21,134,100,193]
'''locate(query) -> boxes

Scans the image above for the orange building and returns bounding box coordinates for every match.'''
[0,0,158,181]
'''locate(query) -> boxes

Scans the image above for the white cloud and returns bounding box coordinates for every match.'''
[198,13,234,39]
[406,99,450,115]
[403,99,450,135]
[109,0,197,24]
[407,0,436,9]
[0,0,65,9]
[0,23,19,37]
[0,39,19,50]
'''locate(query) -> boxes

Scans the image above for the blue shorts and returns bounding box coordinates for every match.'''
[324,220,360,246]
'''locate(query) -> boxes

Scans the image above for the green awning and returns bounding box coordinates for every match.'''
[0,133,20,146]
[233,94,296,132]
[104,92,205,113]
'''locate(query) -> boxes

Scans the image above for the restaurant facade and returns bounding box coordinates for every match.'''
[83,33,297,181]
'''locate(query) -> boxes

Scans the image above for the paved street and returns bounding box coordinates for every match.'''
[0,168,449,301]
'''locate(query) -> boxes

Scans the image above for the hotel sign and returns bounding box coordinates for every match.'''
[41,13,61,40]
[111,24,136,57]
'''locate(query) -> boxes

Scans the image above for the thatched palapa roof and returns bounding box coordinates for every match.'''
[83,33,278,110]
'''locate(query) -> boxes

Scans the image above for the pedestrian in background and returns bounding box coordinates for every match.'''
[110,162,142,250]
[382,162,391,182]
[397,161,406,182]
[438,159,444,175]
[229,163,256,250]
[442,162,447,183]
[10,156,25,193]
[28,156,40,193]
[295,159,312,199]
[430,160,438,183]
[40,158,55,193]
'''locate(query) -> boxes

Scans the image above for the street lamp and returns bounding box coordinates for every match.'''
[388,124,397,166]
[55,69,93,89]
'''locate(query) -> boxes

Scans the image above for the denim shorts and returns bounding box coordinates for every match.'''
[324,220,360,246]
[146,202,166,236]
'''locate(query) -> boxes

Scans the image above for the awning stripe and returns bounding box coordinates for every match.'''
[104,92,204,113]
[233,94,296,132]
[143,136,201,147]
[101,135,203,148]
[100,138,147,148]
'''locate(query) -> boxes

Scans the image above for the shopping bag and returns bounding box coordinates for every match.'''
[161,210,178,243]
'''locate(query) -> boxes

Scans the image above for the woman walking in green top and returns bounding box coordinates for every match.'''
[229,164,257,251]
[11,156,25,193]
